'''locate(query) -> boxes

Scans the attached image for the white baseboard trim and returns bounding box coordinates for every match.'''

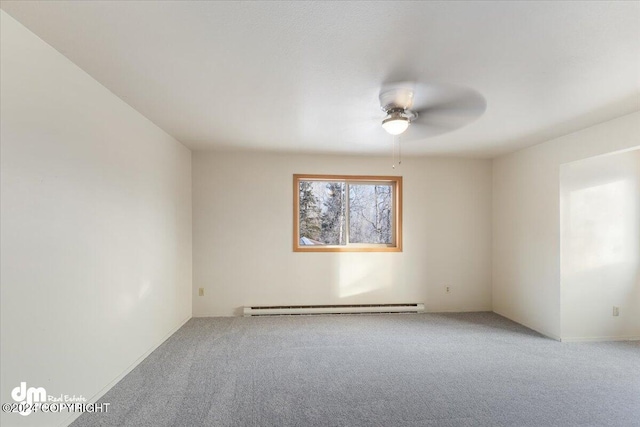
[58,315,191,427]
[492,309,561,341]
[194,308,494,317]
[425,308,492,313]
[193,307,496,319]
[560,335,640,343]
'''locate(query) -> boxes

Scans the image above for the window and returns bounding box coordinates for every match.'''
[293,174,402,252]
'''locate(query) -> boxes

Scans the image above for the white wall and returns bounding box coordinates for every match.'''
[0,11,192,427]
[193,151,492,316]
[560,149,640,341]
[492,111,640,340]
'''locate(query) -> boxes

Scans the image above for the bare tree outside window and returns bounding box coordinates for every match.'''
[348,184,392,244]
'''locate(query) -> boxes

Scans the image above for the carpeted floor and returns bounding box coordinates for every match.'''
[71,312,640,427]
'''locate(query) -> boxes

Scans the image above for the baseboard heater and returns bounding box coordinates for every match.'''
[243,303,425,317]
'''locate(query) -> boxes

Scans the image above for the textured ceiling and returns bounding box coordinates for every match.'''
[2,1,639,157]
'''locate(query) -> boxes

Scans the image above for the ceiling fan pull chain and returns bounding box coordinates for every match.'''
[392,135,396,169]
[398,136,402,166]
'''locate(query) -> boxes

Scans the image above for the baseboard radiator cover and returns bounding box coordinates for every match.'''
[243,303,425,317]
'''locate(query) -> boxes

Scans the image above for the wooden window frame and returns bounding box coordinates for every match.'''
[293,174,403,252]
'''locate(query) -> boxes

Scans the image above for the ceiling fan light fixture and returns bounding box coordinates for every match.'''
[382,112,410,135]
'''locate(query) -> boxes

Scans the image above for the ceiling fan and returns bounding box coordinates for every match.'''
[377,81,487,138]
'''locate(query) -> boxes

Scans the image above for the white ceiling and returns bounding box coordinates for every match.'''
[2,1,639,157]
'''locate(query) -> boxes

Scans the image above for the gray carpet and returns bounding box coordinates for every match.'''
[71,312,640,427]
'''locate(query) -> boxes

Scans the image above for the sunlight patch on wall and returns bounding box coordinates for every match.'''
[565,180,635,274]
[138,279,152,300]
[337,254,391,298]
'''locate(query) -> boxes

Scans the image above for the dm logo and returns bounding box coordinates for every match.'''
[11,382,46,416]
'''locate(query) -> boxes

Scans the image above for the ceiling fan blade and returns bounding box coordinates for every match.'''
[407,84,486,138]
[410,83,485,113]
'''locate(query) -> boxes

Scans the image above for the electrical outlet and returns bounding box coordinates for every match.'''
[445,286,451,294]
[199,288,205,297]
[613,306,620,317]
